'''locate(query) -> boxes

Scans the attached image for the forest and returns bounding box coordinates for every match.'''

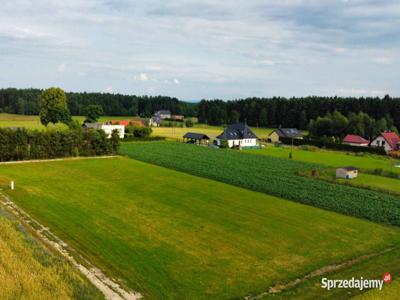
[1,88,400,131]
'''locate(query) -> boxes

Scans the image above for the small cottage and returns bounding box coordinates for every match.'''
[336,167,358,179]
[216,123,258,148]
[268,128,303,143]
[343,134,369,147]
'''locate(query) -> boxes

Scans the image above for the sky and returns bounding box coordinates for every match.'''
[1,0,399,101]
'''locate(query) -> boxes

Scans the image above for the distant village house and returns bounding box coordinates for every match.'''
[111,120,144,127]
[370,131,400,152]
[83,123,125,139]
[343,134,369,147]
[268,128,303,143]
[216,123,258,148]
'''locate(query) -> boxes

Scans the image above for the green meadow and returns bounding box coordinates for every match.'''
[249,144,400,174]
[1,157,400,299]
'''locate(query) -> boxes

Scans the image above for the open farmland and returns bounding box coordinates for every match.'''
[0,113,136,130]
[0,214,102,300]
[1,158,400,299]
[151,125,274,140]
[120,142,400,226]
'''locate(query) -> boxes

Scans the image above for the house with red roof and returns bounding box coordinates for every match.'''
[343,134,369,147]
[370,131,400,152]
[111,120,144,127]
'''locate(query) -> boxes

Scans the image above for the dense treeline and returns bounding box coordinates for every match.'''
[0,88,197,117]
[198,96,400,130]
[308,111,397,141]
[0,127,118,161]
[2,89,400,131]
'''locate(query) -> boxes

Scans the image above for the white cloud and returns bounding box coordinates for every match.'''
[134,73,149,81]
[173,78,180,84]
[58,63,66,73]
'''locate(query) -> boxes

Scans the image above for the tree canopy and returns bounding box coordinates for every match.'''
[39,87,71,126]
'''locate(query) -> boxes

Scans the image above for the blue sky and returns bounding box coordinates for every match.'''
[1,0,399,100]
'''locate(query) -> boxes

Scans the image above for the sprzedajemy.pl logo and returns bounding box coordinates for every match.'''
[321,273,392,291]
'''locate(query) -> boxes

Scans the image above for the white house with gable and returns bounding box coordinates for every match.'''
[216,122,258,148]
[83,123,125,139]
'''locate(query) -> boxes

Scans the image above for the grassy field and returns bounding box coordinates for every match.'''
[261,247,400,299]
[152,125,273,140]
[120,142,400,226]
[249,144,400,174]
[0,213,103,300]
[307,169,400,196]
[0,113,135,130]
[1,158,400,299]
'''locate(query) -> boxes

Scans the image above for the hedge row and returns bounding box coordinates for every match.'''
[0,127,118,161]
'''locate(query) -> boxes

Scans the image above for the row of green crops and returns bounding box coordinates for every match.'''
[120,142,400,227]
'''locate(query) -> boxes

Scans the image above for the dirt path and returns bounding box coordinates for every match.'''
[0,155,119,165]
[0,192,142,300]
[244,247,396,300]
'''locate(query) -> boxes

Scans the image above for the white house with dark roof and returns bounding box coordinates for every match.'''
[216,123,258,148]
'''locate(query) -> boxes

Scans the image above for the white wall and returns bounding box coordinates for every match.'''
[100,125,125,139]
[343,142,368,147]
[371,136,393,152]
[217,138,257,147]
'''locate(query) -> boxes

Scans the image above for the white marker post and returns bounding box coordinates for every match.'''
[10,181,14,190]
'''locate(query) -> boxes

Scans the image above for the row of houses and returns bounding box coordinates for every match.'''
[183,123,304,149]
[343,132,400,152]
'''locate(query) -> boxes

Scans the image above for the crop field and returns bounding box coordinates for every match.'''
[249,144,400,175]
[120,142,400,226]
[152,125,273,140]
[0,214,102,300]
[1,158,400,299]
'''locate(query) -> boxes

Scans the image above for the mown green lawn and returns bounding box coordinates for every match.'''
[250,145,400,174]
[1,158,400,299]
[261,247,400,299]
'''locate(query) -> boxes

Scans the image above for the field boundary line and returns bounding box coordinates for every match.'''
[243,246,397,300]
[0,155,119,165]
[0,191,142,300]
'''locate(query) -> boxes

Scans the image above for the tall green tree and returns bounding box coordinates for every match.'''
[83,104,104,123]
[39,87,71,126]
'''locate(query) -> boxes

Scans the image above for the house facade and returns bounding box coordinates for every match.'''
[343,134,369,147]
[83,123,125,139]
[216,123,258,148]
[370,131,400,152]
[268,128,303,143]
